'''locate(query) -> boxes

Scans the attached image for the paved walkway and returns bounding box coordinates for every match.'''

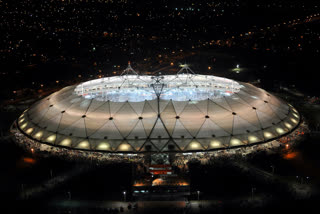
[230,161,314,199]
[47,200,188,213]
[44,197,272,214]
[17,165,91,200]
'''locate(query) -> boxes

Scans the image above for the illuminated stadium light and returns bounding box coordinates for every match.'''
[60,138,72,147]
[179,64,189,68]
[264,132,273,139]
[230,138,242,146]
[284,122,292,129]
[46,135,56,143]
[189,141,201,150]
[97,142,111,150]
[248,135,259,143]
[118,143,131,151]
[291,118,298,124]
[34,131,43,139]
[210,140,221,148]
[20,123,27,129]
[276,128,285,134]
[293,113,299,118]
[15,65,300,153]
[77,141,90,149]
[26,128,34,134]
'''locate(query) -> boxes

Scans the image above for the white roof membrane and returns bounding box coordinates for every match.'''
[19,74,299,152]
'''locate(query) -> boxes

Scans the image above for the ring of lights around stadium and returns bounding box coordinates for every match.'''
[16,73,300,153]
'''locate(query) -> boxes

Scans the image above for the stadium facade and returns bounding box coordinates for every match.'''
[15,65,300,153]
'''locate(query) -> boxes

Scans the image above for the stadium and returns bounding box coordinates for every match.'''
[13,64,300,154]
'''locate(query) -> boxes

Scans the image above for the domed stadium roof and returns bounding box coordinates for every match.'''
[17,72,300,153]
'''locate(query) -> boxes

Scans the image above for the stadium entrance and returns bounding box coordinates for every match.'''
[133,153,190,200]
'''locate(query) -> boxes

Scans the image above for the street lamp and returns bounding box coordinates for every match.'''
[306,176,310,184]
[67,191,71,200]
[251,187,256,200]
[123,191,126,202]
[197,190,200,200]
[270,165,275,174]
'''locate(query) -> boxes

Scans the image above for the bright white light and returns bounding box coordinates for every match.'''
[210,140,221,148]
[230,138,242,146]
[26,128,34,134]
[264,132,273,138]
[293,113,299,118]
[118,143,131,151]
[284,122,292,129]
[291,118,298,124]
[248,135,258,143]
[34,131,43,139]
[179,64,189,68]
[276,128,285,134]
[189,141,201,149]
[21,123,28,129]
[97,142,110,150]
[46,135,56,143]
[236,64,239,68]
[77,141,89,149]
[75,74,242,102]
[19,118,25,124]
[60,138,72,146]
